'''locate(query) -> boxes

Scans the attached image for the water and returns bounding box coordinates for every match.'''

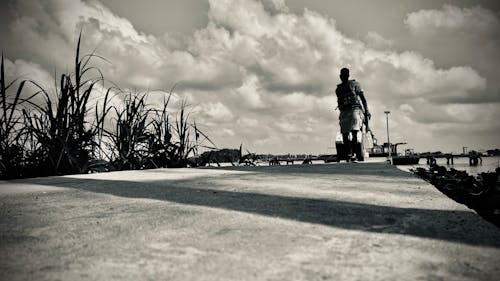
[208,156,500,176]
[403,156,500,175]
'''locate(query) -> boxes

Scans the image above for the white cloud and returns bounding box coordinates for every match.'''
[361,51,486,103]
[405,5,499,34]
[237,117,259,127]
[262,0,289,14]
[4,59,53,90]
[399,104,415,114]
[2,0,498,153]
[234,75,264,109]
[221,128,235,137]
[2,58,55,108]
[402,4,500,106]
[198,102,233,121]
[364,31,393,49]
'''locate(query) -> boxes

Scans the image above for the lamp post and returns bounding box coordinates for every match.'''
[384,111,391,163]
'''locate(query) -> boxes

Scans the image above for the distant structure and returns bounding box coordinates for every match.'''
[469,151,482,166]
[369,141,396,157]
[487,149,500,156]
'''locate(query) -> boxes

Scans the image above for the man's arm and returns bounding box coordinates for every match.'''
[358,93,370,117]
[355,82,370,119]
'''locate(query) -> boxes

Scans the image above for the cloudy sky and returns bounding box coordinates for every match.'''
[1,0,499,154]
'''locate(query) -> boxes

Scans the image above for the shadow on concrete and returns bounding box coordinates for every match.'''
[17,171,500,248]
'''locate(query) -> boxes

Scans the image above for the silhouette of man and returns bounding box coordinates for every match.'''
[335,68,370,161]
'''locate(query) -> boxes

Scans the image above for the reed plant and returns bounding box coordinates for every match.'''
[0,54,30,178]
[171,101,192,167]
[106,92,152,170]
[22,34,110,176]
[110,92,215,169]
[167,101,216,167]
[147,92,173,168]
[1,32,215,178]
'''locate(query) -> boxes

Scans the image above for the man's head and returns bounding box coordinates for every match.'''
[340,67,349,83]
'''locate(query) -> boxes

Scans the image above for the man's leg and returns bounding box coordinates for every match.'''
[342,133,351,161]
[350,130,359,161]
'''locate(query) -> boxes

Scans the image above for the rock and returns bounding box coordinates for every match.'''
[413,164,500,228]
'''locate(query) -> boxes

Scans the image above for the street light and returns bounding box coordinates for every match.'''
[384,111,391,163]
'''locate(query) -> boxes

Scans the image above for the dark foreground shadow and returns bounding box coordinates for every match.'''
[16,169,500,248]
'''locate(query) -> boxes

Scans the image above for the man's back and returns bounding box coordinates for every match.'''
[335,79,362,111]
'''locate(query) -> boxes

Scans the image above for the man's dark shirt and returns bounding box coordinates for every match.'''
[335,80,363,111]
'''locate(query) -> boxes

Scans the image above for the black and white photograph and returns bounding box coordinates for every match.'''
[1,0,499,280]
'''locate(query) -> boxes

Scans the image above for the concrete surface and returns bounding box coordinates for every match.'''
[1,162,499,281]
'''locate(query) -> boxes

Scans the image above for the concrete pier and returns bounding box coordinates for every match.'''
[1,163,499,280]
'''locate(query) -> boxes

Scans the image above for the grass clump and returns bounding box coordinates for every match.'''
[0,53,31,178]
[0,32,211,179]
[22,34,110,176]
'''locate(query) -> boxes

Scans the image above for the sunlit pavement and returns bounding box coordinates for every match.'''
[1,162,499,280]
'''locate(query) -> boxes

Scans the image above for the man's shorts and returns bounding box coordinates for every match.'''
[339,108,364,134]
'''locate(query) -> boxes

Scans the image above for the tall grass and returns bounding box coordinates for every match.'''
[0,32,213,179]
[107,92,151,170]
[22,34,109,176]
[172,103,217,167]
[0,53,28,178]
[148,92,173,168]
[108,92,216,169]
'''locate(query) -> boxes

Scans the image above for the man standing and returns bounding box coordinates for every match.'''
[335,68,370,162]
